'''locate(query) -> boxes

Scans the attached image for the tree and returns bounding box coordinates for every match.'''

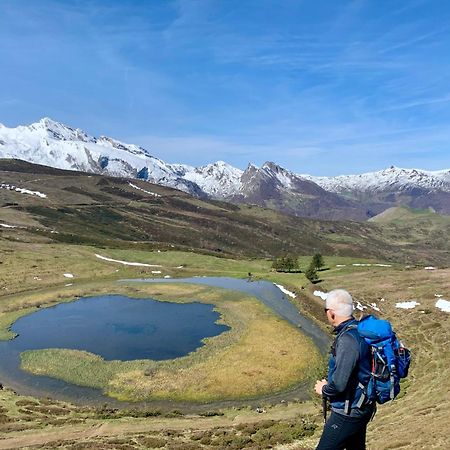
[312,253,325,271]
[305,263,319,283]
[271,255,299,272]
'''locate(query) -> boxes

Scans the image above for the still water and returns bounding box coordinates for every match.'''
[7,295,229,361]
[0,294,228,401]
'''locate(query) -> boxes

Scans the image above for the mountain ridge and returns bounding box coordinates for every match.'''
[1,118,449,219]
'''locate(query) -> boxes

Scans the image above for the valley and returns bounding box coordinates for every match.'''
[0,160,448,449]
[2,2,450,448]
[0,240,448,449]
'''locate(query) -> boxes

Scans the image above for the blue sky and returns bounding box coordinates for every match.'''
[1,0,450,175]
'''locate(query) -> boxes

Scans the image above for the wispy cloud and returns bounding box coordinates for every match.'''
[1,0,450,174]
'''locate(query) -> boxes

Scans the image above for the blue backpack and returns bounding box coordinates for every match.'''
[357,315,411,404]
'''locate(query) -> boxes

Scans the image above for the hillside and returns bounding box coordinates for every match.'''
[1,159,450,265]
[369,205,450,224]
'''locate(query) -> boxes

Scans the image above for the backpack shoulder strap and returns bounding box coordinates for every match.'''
[331,322,358,356]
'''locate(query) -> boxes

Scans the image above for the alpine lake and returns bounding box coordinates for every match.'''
[0,278,328,406]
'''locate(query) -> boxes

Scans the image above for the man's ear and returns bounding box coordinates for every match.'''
[330,311,336,323]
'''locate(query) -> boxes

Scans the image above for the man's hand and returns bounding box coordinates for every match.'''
[314,379,327,395]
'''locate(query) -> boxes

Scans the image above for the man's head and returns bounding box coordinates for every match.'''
[325,289,354,326]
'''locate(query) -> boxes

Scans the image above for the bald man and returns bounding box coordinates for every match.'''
[314,289,375,450]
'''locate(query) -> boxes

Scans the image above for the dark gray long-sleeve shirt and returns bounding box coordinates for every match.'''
[322,320,375,417]
[322,332,359,398]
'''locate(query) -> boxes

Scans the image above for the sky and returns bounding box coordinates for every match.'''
[1,0,450,175]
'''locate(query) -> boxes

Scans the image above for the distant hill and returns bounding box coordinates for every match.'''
[369,206,442,223]
[1,159,449,265]
[1,118,450,220]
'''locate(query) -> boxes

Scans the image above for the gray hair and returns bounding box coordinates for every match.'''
[326,289,354,317]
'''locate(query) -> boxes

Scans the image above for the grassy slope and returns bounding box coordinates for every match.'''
[1,161,450,264]
[307,265,450,450]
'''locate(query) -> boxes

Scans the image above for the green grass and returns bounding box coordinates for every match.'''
[369,206,449,224]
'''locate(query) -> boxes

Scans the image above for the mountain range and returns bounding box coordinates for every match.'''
[1,118,449,220]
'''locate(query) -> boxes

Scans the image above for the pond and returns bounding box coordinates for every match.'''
[7,295,229,361]
[0,277,329,406]
[0,294,229,402]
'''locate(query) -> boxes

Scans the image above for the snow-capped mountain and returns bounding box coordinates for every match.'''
[1,118,450,219]
[233,161,374,220]
[174,161,243,198]
[302,166,450,194]
[0,118,229,196]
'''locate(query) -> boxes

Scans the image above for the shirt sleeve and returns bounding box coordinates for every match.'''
[322,333,360,398]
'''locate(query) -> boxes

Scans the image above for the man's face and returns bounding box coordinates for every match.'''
[324,308,336,326]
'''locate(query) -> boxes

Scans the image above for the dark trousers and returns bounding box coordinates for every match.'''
[316,411,371,450]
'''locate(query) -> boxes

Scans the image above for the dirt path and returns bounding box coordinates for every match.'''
[0,403,318,449]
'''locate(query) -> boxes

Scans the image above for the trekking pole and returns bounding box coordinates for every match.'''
[322,395,328,423]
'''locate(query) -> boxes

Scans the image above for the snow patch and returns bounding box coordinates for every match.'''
[370,302,380,311]
[435,299,450,313]
[164,275,171,279]
[396,301,420,309]
[151,271,162,274]
[95,254,162,267]
[0,183,47,198]
[355,301,367,311]
[336,264,346,267]
[0,223,16,228]
[274,283,296,298]
[314,290,328,300]
[352,263,391,268]
[435,294,443,298]
[63,273,74,278]
[424,266,436,270]
[129,183,161,197]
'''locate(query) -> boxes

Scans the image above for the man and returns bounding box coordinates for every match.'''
[314,289,375,450]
